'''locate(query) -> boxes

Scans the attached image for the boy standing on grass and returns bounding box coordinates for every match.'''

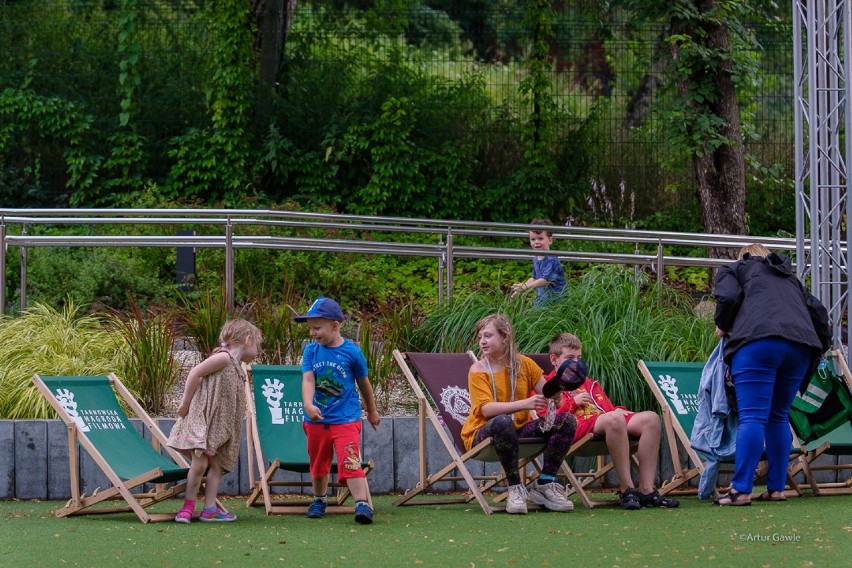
[541,333,679,510]
[295,297,381,524]
[511,219,566,306]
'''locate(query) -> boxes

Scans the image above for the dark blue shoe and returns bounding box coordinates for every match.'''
[307,499,327,519]
[354,502,373,524]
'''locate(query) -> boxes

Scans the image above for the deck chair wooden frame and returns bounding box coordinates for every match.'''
[32,373,203,523]
[391,350,548,514]
[244,365,374,515]
[790,350,852,495]
[638,360,803,498]
[521,353,640,508]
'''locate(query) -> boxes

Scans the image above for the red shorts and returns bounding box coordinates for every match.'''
[574,412,636,442]
[303,421,366,480]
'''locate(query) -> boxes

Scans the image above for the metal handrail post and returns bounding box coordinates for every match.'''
[657,239,664,306]
[446,229,454,300]
[225,219,234,311]
[20,226,27,313]
[437,234,444,304]
[0,219,5,315]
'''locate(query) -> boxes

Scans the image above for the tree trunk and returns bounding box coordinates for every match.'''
[254,0,295,126]
[672,0,746,260]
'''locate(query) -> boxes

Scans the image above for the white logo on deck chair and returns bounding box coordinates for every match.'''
[440,386,471,425]
[657,375,688,415]
[54,389,90,432]
[261,378,286,424]
[261,378,303,424]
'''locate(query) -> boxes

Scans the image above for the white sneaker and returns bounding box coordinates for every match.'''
[506,484,529,514]
[528,481,574,512]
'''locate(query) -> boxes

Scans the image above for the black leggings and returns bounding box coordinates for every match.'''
[474,412,577,486]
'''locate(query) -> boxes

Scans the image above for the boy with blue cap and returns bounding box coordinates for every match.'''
[294,297,380,524]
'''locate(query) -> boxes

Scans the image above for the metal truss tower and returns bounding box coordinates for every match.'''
[794,0,851,358]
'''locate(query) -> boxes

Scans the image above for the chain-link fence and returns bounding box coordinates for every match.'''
[1,1,793,230]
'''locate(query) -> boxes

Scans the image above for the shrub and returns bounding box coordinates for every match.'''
[0,302,129,419]
[107,301,180,417]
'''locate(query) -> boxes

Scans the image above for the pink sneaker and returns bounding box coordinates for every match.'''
[200,507,236,522]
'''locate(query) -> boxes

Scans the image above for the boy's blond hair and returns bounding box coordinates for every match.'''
[548,332,582,356]
[530,218,554,237]
[220,318,263,349]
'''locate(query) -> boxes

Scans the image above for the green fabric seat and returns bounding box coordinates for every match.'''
[788,351,852,495]
[638,360,803,498]
[40,375,188,483]
[32,373,196,523]
[245,365,372,514]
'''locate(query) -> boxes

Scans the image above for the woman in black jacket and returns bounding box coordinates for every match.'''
[712,243,826,505]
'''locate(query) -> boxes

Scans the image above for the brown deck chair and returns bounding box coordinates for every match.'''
[244,365,374,514]
[391,350,549,514]
[788,350,852,495]
[638,360,804,498]
[32,373,210,523]
[523,353,640,508]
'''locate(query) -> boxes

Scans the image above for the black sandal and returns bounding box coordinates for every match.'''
[640,489,680,508]
[713,489,751,506]
[617,488,642,510]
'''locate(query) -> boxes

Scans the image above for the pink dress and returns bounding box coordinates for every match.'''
[167,351,246,473]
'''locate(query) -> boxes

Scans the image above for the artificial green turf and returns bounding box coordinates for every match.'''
[1,492,850,567]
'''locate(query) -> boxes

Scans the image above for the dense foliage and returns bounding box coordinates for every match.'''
[0,1,796,234]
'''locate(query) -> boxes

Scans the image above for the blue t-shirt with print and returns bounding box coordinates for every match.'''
[532,255,567,305]
[301,339,369,425]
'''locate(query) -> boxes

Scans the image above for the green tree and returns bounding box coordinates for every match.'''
[639,0,756,256]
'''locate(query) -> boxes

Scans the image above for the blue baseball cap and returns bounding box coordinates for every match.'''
[293,297,344,322]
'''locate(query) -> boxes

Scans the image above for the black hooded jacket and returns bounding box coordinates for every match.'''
[713,252,823,366]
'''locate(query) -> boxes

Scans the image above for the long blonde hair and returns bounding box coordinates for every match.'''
[475,313,520,378]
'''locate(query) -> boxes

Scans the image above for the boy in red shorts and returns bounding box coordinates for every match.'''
[295,297,381,523]
[543,333,678,510]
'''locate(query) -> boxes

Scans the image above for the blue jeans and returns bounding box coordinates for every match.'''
[730,337,812,493]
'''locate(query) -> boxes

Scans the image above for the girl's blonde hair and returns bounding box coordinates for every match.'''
[738,243,770,260]
[219,318,263,349]
[475,313,519,377]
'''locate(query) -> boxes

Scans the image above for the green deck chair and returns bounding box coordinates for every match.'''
[637,360,803,498]
[789,350,852,495]
[32,373,199,523]
[245,365,373,515]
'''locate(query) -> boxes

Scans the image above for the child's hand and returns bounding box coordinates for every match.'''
[367,409,381,431]
[573,392,594,406]
[525,393,547,411]
[304,404,324,422]
[177,401,190,418]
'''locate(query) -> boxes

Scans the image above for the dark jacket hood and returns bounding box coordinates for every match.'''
[745,252,793,278]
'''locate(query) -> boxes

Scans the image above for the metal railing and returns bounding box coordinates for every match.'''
[0,208,819,315]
